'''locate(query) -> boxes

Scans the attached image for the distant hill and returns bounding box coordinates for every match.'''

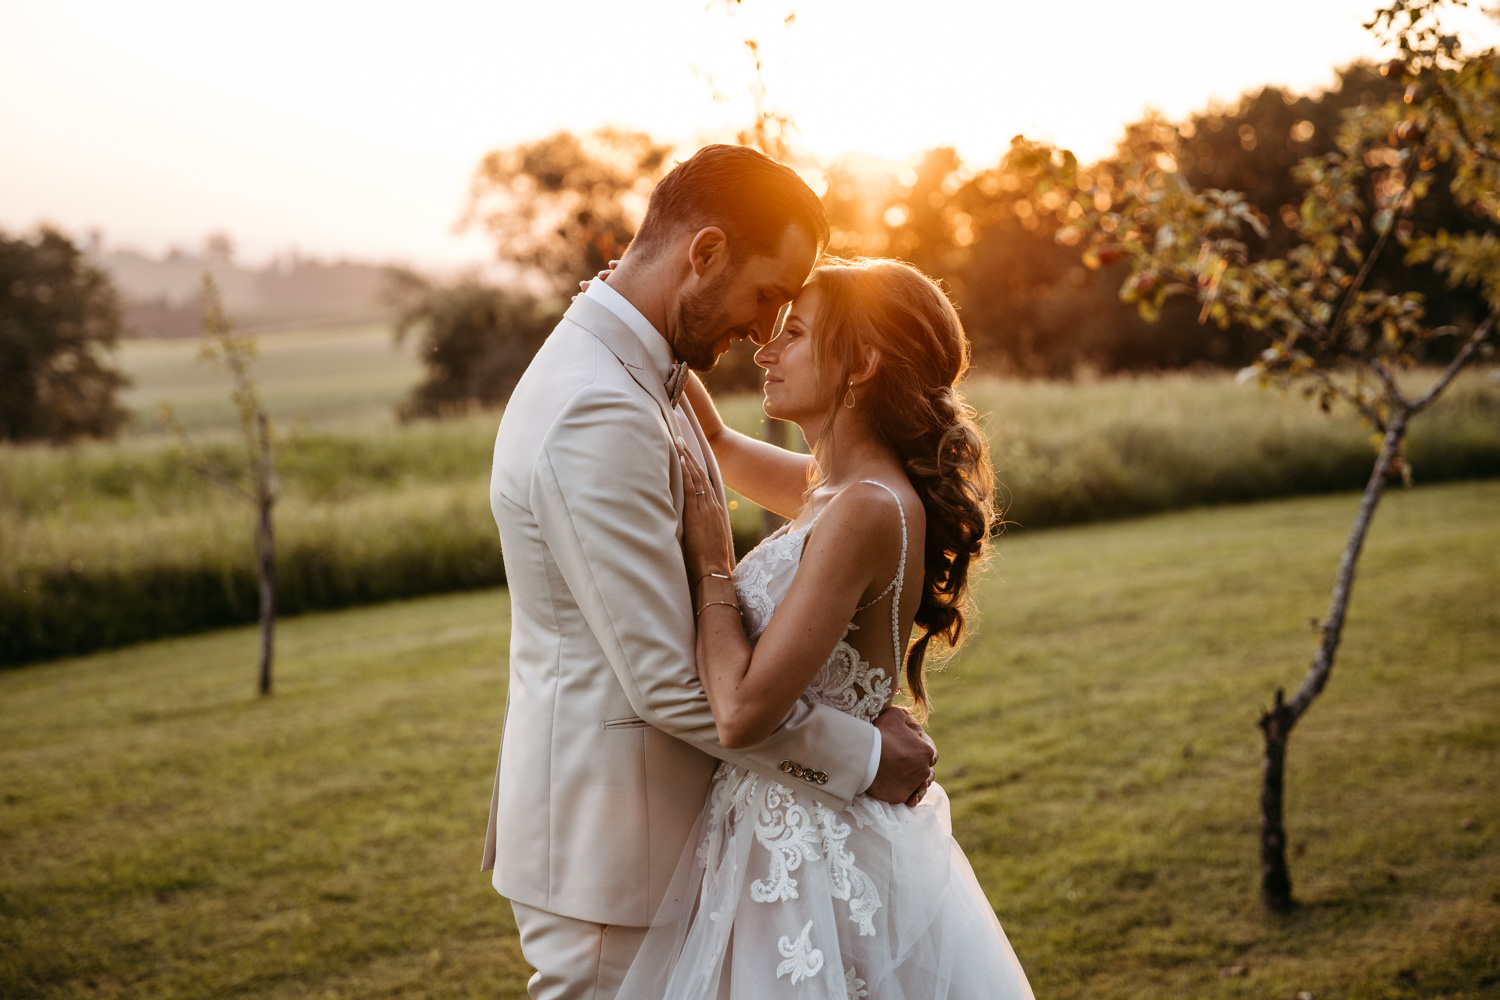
[97,247,398,337]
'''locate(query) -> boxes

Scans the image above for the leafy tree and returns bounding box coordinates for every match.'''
[808,59,1489,377]
[1035,0,1499,911]
[870,147,971,282]
[460,129,672,295]
[0,226,130,442]
[387,268,564,419]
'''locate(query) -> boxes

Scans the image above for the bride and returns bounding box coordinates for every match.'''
[616,257,1034,998]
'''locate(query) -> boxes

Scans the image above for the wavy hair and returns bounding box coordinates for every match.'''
[805,258,997,718]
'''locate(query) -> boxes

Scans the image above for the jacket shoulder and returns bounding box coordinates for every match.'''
[492,322,667,504]
[508,318,649,415]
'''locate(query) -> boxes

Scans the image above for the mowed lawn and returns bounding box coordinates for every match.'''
[2,481,1497,999]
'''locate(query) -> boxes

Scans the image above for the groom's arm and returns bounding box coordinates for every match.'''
[533,384,879,809]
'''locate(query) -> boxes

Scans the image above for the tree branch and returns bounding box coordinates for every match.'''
[1435,75,1500,165]
[1368,358,1412,411]
[1410,305,1499,412]
[1311,366,1387,429]
[1325,167,1415,349]
[1244,267,1322,340]
[167,420,254,506]
[196,463,254,506]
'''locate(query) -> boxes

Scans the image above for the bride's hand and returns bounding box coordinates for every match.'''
[676,440,734,586]
[573,259,620,299]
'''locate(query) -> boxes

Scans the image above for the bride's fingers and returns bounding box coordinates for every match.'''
[677,441,707,497]
[680,440,708,489]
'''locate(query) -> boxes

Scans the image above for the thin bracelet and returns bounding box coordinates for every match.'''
[696,600,740,618]
[698,571,732,585]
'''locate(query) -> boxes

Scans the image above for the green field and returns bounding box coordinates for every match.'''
[3,481,1496,998]
[4,327,1497,664]
[116,322,423,435]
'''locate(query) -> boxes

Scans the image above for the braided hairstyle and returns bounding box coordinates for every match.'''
[806,258,997,718]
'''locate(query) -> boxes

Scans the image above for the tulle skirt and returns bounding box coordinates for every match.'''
[617,763,1035,999]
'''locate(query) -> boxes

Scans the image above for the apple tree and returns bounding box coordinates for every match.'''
[1032,0,1499,911]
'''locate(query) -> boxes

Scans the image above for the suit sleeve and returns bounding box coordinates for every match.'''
[532,384,878,809]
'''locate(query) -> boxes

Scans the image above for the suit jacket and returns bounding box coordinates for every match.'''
[482,294,878,927]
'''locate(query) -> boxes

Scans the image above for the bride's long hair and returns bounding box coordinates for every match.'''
[805,258,997,718]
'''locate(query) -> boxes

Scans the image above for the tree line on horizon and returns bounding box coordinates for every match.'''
[108,240,396,338]
[391,59,1499,417]
[6,60,1498,439]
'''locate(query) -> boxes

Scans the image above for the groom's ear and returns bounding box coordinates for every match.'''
[686,227,730,280]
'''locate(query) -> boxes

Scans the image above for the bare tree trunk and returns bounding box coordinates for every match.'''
[1258,407,1409,911]
[1258,688,1295,910]
[255,411,276,697]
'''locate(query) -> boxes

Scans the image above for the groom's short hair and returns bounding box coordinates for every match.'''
[630,144,829,262]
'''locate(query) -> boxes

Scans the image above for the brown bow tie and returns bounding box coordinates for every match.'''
[665,362,688,408]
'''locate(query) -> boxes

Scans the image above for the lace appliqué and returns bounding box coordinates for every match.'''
[750,782,820,902]
[776,920,824,985]
[697,767,757,870]
[814,802,882,936]
[844,964,870,999]
[747,781,885,938]
[732,519,814,640]
[805,632,893,724]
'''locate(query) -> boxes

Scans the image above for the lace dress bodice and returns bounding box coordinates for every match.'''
[731,479,910,723]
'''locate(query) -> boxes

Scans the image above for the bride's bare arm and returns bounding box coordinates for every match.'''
[683,373,813,520]
[680,448,902,749]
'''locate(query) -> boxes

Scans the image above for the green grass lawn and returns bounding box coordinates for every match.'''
[2,482,1497,999]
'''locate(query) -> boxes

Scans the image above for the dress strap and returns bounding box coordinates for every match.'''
[852,480,908,677]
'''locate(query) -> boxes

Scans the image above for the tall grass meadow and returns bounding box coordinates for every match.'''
[3,371,1497,665]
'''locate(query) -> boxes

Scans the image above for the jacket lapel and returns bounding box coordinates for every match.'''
[563,296,673,421]
[563,295,731,532]
[675,392,727,500]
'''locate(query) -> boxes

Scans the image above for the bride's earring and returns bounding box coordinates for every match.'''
[843,381,856,409]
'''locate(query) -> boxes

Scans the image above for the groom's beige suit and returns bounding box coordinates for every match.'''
[484,281,880,999]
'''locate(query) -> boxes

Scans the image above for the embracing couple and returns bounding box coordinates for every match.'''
[484,144,1034,999]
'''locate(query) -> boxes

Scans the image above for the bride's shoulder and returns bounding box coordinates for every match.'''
[807,479,921,553]
[845,477,921,523]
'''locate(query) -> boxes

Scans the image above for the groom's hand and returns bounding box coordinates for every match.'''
[867,706,938,808]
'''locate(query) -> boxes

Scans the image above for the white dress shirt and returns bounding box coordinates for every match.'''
[583,278,883,792]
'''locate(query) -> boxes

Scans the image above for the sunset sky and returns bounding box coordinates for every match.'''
[3,0,1497,271]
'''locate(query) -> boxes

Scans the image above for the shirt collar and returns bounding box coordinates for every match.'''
[584,278,673,384]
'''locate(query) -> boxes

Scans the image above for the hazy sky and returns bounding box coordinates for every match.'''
[3,0,1497,270]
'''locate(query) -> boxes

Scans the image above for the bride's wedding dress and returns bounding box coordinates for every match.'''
[619,481,1034,999]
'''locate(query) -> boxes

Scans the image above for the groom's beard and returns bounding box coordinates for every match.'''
[675,272,748,372]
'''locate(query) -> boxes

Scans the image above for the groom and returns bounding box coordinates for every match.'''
[483,144,937,1000]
